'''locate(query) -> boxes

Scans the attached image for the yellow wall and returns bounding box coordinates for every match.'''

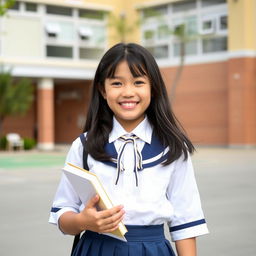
[88,0,142,45]
[228,0,256,51]
[85,0,123,46]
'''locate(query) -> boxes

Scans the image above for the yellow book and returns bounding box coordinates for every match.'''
[63,162,127,242]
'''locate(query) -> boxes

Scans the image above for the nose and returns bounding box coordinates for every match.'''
[121,84,135,97]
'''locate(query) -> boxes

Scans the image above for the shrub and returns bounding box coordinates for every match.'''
[0,136,7,150]
[23,137,36,150]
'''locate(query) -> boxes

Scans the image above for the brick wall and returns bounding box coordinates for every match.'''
[161,61,228,145]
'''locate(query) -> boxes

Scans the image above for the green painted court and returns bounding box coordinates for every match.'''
[0,152,66,169]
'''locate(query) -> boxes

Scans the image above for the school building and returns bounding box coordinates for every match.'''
[0,0,255,150]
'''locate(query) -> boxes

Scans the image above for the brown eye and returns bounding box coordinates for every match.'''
[134,80,145,85]
[111,82,122,86]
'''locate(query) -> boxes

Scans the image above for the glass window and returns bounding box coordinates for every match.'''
[78,9,105,20]
[186,16,197,36]
[78,27,92,40]
[143,5,168,18]
[173,40,197,57]
[9,2,20,10]
[203,20,214,30]
[45,23,61,38]
[58,23,74,41]
[78,25,105,44]
[146,45,168,59]
[219,15,228,30]
[173,23,185,37]
[202,0,226,8]
[173,16,197,37]
[46,5,72,16]
[202,37,227,53]
[157,25,170,39]
[172,0,196,13]
[25,2,37,12]
[144,30,155,40]
[46,45,73,58]
[79,47,104,60]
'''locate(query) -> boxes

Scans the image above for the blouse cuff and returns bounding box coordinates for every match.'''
[49,207,79,234]
[170,220,209,241]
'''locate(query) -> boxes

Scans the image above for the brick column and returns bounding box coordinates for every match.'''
[227,58,256,146]
[37,78,55,150]
[227,0,256,146]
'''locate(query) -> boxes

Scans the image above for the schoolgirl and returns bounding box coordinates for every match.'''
[49,43,209,256]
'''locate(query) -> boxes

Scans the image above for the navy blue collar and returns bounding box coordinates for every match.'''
[103,132,168,169]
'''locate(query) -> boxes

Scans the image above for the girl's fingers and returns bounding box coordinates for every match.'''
[98,205,124,219]
[99,216,124,233]
[94,207,125,232]
[100,209,125,226]
[85,194,99,208]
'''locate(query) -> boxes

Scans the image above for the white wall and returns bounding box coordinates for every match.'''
[2,16,42,58]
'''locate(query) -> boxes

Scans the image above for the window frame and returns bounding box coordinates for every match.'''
[140,0,228,60]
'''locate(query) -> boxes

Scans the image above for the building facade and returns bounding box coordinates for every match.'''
[0,0,255,149]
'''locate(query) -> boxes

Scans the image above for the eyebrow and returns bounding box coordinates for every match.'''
[109,76,123,79]
[109,75,145,79]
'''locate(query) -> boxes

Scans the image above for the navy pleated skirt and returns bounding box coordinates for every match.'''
[72,224,175,256]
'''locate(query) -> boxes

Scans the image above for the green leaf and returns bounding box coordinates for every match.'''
[0,69,33,136]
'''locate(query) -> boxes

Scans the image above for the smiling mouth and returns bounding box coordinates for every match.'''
[119,102,138,109]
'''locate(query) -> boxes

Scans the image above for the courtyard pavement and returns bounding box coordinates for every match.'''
[0,146,255,256]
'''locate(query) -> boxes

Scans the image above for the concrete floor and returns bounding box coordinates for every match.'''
[0,147,255,256]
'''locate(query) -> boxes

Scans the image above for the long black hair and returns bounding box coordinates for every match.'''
[84,43,194,165]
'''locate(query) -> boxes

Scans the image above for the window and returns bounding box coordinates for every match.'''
[172,0,196,13]
[144,30,155,41]
[141,0,228,59]
[200,14,227,35]
[79,47,104,60]
[157,25,170,39]
[202,37,227,53]
[202,0,226,8]
[173,16,197,37]
[146,45,168,59]
[78,9,105,20]
[174,40,197,57]
[143,5,168,19]
[46,45,73,58]
[46,5,72,16]
[201,17,216,34]
[25,2,37,12]
[9,2,20,10]
[45,23,61,38]
[78,27,93,40]
[219,15,228,30]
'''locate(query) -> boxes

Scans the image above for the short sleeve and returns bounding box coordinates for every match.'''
[167,153,209,241]
[48,136,84,232]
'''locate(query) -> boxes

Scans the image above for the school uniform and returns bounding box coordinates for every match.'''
[49,117,209,256]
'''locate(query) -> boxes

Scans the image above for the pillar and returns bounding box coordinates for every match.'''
[37,78,55,150]
[227,0,256,146]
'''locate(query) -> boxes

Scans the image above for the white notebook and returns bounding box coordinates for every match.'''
[63,162,127,242]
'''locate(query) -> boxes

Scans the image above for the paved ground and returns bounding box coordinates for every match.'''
[0,146,255,256]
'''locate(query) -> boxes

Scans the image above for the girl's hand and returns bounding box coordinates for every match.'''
[76,194,125,233]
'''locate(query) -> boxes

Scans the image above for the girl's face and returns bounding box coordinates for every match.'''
[102,60,151,132]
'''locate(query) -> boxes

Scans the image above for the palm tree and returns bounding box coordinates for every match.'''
[171,23,187,101]
[141,8,199,100]
[108,12,139,43]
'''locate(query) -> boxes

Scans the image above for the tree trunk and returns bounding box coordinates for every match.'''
[170,41,185,101]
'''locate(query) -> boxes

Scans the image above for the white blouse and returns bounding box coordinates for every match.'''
[49,117,209,241]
